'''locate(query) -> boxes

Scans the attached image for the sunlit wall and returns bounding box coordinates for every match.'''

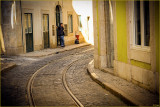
[72,0,94,45]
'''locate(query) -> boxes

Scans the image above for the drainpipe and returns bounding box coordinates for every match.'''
[0,1,6,53]
[20,0,24,53]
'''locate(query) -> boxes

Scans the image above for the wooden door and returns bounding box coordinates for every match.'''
[43,14,49,48]
[25,13,33,52]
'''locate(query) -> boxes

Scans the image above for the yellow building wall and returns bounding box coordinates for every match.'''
[116,1,154,70]
[130,60,151,70]
[116,1,128,63]
[113,1,159,93]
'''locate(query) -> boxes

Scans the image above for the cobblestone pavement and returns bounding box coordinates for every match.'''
[1,45,127,106]
[66,55,127,106]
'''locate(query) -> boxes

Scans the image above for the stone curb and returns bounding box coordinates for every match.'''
[87,60,144,106]
[20,43,91,57]
[1,63,16,72]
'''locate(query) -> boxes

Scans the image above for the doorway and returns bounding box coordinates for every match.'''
[56,5,62,46]
[25,13,33,52]
[43,14,50,48]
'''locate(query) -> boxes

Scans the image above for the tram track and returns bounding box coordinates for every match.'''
[62,60,84,107]
[27,63,49,106]
[26,48,93,106]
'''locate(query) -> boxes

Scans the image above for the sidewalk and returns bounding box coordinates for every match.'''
[1,61,16,72]
[1,43,90,72]
[87,60,159,106]
[19,42,90,57]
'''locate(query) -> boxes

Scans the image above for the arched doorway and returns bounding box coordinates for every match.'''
[56,5,62,46]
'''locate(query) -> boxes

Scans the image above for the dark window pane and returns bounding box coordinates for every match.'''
[56,5,61,27]
[135,1,141,45]
[71,15,73,33]
[144,1,150,46]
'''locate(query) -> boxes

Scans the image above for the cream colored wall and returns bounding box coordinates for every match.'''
[63,1,77,45]
[62,0,84,45]
[2,0,85,55]
[126,1,158,93]
[93,0,107,69]
[1,1,23,55]
[114,1,159,93]
[21,0,84,52]
[72,0,94,45]
[112,1,159,93]
[93,0,159,93]
[22,1,56,52]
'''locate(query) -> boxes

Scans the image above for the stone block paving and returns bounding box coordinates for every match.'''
[1,45,93,106]
[29,46,127,106]
[32,57,77,106]
[66,54,127,106]
[31,50,92,106]
[88,61,159,106]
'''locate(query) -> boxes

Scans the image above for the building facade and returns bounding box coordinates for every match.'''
[1,0,93,55]
[93,0,159,93]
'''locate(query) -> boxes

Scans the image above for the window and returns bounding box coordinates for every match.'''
[68,14,73,33]
[134,1,150,47]
[24,14,28,33]
[24,13,32,34]
[78,15,82,31]
[144,1,150,46]
[135,1,141,45]
[43,14,49,32]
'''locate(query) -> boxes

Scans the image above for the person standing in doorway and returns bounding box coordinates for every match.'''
[57,23,65,47]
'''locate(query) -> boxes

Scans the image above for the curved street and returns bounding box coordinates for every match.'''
[1,45,127,106]
[1,1,159,106]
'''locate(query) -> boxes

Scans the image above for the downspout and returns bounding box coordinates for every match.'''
[0,1,6,54]
[20,0,24,53]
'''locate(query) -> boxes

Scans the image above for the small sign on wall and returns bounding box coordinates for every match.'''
[52,25,55,36]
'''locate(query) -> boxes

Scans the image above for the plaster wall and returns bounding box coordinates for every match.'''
[1,0,85,55]
[1,1,23,55]
[93,0,159,93]
[22,0,84,51]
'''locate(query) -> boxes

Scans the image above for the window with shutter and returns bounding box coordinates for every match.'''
[64,24,68,36]
[68,14,73,33]
[78,15,82,31]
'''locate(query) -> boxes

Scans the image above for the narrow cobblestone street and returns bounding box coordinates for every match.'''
[1,1,159,106]
[1,45,127,106]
